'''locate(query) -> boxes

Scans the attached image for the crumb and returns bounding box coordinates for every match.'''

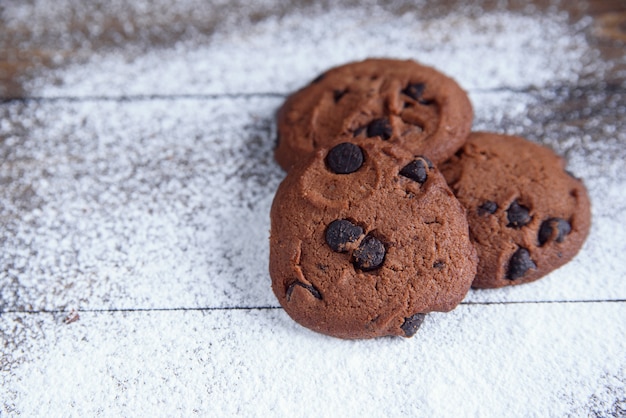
[64,310,80,325]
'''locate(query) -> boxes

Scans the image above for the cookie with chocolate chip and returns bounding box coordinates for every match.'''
[275,58,473,171]
[440,132,591,288]
[269,140,477,339]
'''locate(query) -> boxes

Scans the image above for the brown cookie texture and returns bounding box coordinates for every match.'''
[275,58,473,171]
[440,132,591,289]
[269,140,477,339]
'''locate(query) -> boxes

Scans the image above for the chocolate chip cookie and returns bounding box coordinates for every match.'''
[275,58,473,171]
[270,140,477,339]
[440,132,591,288]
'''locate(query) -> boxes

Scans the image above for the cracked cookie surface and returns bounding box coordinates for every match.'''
[275,58,473,171]
[269,140,477,339]
[440,132,591,288]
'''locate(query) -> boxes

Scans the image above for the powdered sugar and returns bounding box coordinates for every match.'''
[22,8,602,97]
[1,2,625,416]
[1,92,624,314]
[3,303,625,416]
[1,98,282,311]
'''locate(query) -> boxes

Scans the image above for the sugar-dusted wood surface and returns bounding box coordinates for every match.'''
[1,1,625,416]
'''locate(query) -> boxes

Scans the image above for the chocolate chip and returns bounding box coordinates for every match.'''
[311,73,325,84]
[401,83,426,101]
[286,281,322,301]
[506,248,536,280]
[433,261,446,269]
[478,200,498,215]
[401,313,426,337]
[507,200,532,228]
[352,235,386,271]
[400,157,433,184]
[401,83,434,104]
[325,219,364,252]
[333,89,348,103]
[366,118,392,140]
[325,142,364,174]
[538,218,571,246]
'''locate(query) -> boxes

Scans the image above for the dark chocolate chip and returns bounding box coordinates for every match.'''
[286,281,322,301]
[399,157,433,184]
[433,261,446,269]
[311,73,325,84]
[401,83,435,105]
[506,248,536,280]
[538,218,571,246]
[507,200,532,228]
[352,235,386,271]
[401,313,426,337]
[325,142,364,174]
[401,83,426,101]
[478,201,498,216]
[325,219,364,252]
[333,89,348,103]
[366,118,393,140]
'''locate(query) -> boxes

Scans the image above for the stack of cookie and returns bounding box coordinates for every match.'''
[269,59,591,339]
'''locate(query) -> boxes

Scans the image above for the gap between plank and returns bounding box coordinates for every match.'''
[2,299,625,316]
[0,83,624,104]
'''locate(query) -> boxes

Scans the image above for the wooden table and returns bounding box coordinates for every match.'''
[1,1,625,416]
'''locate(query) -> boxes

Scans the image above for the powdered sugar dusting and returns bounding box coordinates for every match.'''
[2,304,625,416]
[1,91,624,312]
[2,2,625,416]
[23,9,603,97]
[1,98,282,311]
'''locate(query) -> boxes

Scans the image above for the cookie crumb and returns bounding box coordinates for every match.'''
[64,310,80,325]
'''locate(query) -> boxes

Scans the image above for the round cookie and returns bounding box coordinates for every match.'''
[440,132,591,289]
[269,140,477,339]
[275,58,473,171]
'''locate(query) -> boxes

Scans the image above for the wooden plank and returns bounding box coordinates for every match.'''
[2,14,618,97]
[0,2,624,415]
[1,92,624,312]
[2,303,625,416]
[0,97,283,312]
[1,0,624,98]
[587,0,626,15]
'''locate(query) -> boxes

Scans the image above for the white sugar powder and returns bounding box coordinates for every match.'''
[1,98,283,311]
[1,2,625,417]
[2,304,625,417]
[19,7,603,96]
